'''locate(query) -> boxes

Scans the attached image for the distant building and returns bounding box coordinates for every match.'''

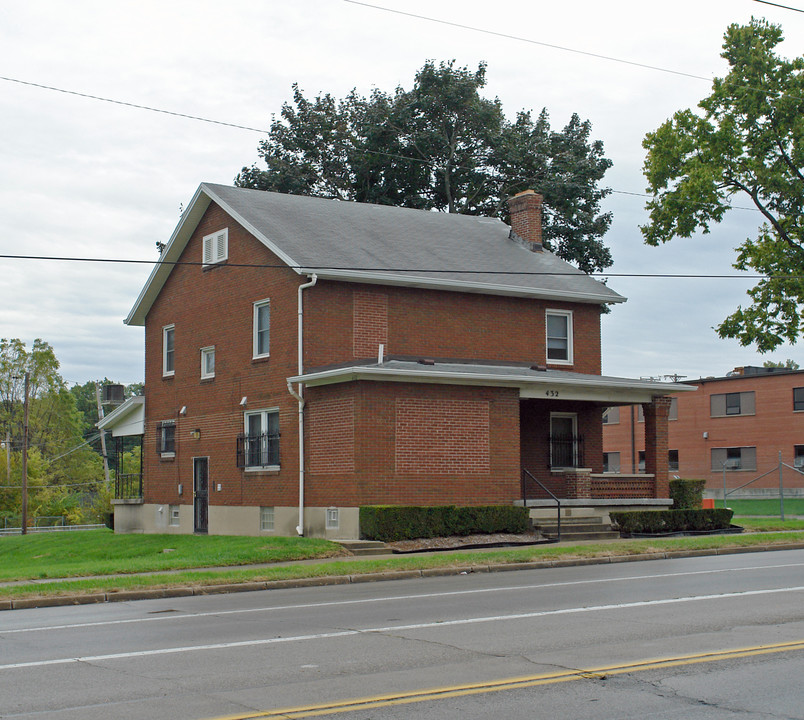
[603,366,804,496]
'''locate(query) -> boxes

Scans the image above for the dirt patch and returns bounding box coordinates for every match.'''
[387,531,547,553]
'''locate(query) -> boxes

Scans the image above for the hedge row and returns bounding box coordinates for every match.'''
[669,479,706,509]
[359,505,530,542]
[610,508,734,535]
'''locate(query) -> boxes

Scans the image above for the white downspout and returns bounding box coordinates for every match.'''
[290,273,317,536]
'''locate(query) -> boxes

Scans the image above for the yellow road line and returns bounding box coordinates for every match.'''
[213,639,804,719]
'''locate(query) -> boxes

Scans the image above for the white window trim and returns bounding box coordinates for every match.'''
[326,507,339,530]
[546,309,573,365]
[202,228,228,266]
[200,346,215,380]
[243,408,280,471]
[253,299,270,359]
[162,325,175,377]
[157,419,176,458]
[260,506,275,532]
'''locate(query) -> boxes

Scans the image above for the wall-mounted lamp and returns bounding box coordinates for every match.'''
[179,406,187,416]
[703,431,709,439]
[191,429,201,440]
[239,396,248,407]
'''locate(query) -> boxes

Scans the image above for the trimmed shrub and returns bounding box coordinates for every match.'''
[670,479,707,509]
[359,505,530,542]
[609,508,734,535]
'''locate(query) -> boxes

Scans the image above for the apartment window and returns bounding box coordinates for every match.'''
[546,310,573,364]
[156,420,176,457]
[793,445,804,469]
[711,446,757,471]
[668,449,679,471]
[202,228,228,266]
[253,299,270,358]
[602,407,620,425]
[326,507,339,530]
[162,325,175,377]
[169,505,180,527]
[637,397,677,423]
[710,391,755,417]
[238,409,280,469]
[794,388,804,412]
[549,413,581,468]
[603,452,620,473]
[260,506,275,531]
[200,346,215,379]
[638,450,645,472]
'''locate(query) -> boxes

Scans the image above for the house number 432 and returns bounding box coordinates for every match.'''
[545,390,559,397]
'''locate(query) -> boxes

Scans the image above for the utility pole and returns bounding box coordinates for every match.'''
[20,372,29,535]
[95,383,111,486]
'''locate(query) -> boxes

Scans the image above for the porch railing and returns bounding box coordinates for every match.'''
[522,468,561,541]
[115,473,143,500]
[236,432,280,469]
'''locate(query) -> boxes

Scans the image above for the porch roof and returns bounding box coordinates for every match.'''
[288,360,696,404]
[97,395,145,437]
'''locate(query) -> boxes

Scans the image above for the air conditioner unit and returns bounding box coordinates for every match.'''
[794,457,804,468]
[101,384,125,405]
[725,459,741,470]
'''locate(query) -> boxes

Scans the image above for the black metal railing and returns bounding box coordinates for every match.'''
[115,473,143,499]
[548,433,584,468]
[236,432,280,469]
[522,468,561,542]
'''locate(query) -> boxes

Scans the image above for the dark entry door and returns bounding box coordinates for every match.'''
[193,457,209,534]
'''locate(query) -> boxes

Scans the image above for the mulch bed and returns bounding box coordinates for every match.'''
[388,531,550,554]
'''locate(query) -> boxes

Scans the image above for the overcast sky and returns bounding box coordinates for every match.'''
[1,0,802,387]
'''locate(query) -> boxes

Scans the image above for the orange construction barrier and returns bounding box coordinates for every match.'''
[702,498,715,509]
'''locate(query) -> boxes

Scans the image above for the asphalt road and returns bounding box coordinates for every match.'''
[2,550,804,719]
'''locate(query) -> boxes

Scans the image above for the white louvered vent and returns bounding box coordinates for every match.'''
[202,228,228,266]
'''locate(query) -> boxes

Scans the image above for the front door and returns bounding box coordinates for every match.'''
[193,457,209,534]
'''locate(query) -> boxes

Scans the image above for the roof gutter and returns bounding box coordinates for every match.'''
[289,273,317,536]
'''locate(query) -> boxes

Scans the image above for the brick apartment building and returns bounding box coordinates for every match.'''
[602,366,804,497]
[101,184,691,538]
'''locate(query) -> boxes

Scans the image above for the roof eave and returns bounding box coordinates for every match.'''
[299,268,626,304]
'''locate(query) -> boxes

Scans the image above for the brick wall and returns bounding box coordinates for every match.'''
[306,281,602,374]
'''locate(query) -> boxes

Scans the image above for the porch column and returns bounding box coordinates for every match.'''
[643,396,672,498]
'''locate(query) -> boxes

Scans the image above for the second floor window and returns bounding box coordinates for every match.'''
[711,391,755,417]
[253,299,270,358]
[200,346,215,379]
[546,310,572,364]
[794,387,804,412]
[163,325,175,377]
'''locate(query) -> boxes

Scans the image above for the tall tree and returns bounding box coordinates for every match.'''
[237,60,614,273]
[642,19,804,352]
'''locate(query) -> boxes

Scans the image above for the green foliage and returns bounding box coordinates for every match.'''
[669,479,707,509]
[359,505,530,542]
[642,19,804,351]
[237,60,614,273]
[762,358,799,369]
[610,509,734,535]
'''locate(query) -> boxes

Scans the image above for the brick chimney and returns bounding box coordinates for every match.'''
[508,190,543,252]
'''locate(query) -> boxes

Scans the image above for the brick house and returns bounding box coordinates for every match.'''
[104,183,692,537]
[603,366,804,498]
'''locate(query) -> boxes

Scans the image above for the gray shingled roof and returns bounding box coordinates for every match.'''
[127,183,623,325]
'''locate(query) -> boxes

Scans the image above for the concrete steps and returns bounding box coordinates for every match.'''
[337,540,389,556]
[532,516,619,542]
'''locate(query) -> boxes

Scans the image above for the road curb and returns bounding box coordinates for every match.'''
[5,542,804,611]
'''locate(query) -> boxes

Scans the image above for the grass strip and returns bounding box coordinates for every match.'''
[4,531,804,602]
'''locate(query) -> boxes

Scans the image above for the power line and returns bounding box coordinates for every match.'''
[0,75,271,134]
[754,0,804,12]
[343,0,712,82]
[0,253,795,279]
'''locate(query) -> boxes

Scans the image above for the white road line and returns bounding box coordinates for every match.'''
[4,560,804,635]
[3,585,804,671]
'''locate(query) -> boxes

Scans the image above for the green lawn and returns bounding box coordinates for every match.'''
[0,529,343,582]
[724,498,804,517]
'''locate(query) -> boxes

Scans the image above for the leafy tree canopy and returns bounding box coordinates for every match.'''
[642,19,804,352]
[237,60,614,273]
[762,358,799,370]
